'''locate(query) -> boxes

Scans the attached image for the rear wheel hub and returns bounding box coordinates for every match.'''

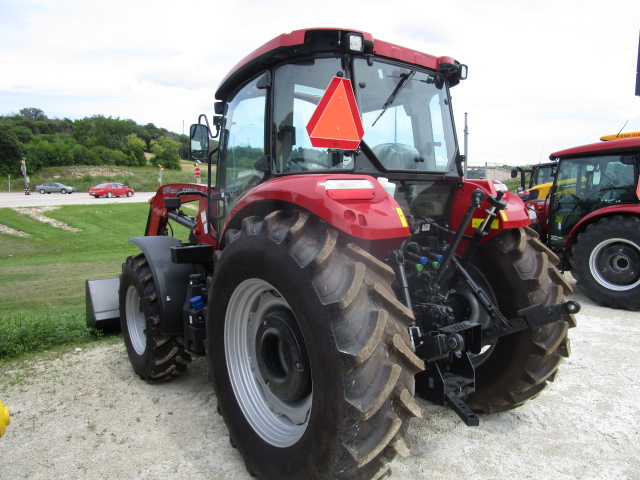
[255,310,311,403]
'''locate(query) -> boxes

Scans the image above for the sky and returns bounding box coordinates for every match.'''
[1,0,639,166]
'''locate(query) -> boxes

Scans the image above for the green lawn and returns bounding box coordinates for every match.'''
[0,203,150,359]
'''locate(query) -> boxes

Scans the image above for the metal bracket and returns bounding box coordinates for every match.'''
[415,352,479,426]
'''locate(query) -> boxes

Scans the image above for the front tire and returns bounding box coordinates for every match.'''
[120,253,192,381]
[569,215,640,310]
[466,227,576,413]
[208,211,424,480]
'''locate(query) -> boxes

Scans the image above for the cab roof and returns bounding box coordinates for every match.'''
[216,27,459,99]
[549,137,640,160]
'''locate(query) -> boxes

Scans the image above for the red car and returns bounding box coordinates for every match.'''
[89,183,135,198]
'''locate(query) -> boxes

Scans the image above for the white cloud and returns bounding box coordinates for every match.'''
[0,0,639,163]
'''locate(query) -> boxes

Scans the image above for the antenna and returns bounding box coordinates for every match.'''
[616,120,628,137]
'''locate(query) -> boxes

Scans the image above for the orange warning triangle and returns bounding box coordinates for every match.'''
[306,77,364,150]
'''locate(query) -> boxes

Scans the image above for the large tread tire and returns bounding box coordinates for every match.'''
[120,253,192,381]
[208,210,424,480]
[467,227,576,413]
[569,215,640,310]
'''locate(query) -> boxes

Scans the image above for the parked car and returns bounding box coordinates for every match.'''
[88,183,134,198]
[35,182,76,194]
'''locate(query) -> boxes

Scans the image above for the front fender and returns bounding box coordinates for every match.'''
[129,236,196,336]
[226,174,411,243]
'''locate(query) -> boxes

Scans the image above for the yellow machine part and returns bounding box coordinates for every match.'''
[0,400,10,437]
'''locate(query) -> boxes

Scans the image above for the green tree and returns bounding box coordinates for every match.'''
[12,126,34,144]
[123,133,147,166]
[151,137,181,169]
[26,136,75,169]
[19,107,47,122]
[89,146,128,166]
[0,124,26,176]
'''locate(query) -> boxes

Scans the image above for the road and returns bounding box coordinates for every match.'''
[0,191,156,208]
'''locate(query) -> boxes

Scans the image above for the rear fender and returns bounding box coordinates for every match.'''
[450,180,530,250]
[129,236,197,336]
[224,175,411,250]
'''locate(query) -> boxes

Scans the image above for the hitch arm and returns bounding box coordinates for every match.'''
[482,301,580,344]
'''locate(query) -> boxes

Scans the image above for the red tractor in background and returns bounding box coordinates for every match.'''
[88,28,578,479]
[525,135,640,310]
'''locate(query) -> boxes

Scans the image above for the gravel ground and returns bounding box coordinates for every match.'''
[1,276,639,480]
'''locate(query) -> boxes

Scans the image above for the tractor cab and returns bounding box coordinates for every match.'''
[191,28,468,238]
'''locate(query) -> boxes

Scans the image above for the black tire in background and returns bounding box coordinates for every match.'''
[466,227,576,413]
[120,253,192,381]
[208,211,424,480]
[569,215,640,310]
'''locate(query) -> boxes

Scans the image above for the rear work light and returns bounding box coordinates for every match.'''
[324,179,375,200]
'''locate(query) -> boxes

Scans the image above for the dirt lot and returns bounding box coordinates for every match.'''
[1,275,639,480]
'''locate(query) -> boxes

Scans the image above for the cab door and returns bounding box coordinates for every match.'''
[217,75,267,219]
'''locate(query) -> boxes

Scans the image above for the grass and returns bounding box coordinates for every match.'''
[0,203,150,360]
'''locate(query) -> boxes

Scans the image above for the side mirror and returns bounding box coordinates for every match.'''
[190,124,209,162]
[511,169,519,179]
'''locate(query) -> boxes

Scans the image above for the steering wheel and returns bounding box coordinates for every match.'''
[372,143,422,169]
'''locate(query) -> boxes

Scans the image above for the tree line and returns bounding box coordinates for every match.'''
[0,107,190,177]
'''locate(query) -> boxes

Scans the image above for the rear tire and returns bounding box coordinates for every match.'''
[569,215,640,310]
[208,211,424,480]
[466,227,576,413]
[120,253,192,381]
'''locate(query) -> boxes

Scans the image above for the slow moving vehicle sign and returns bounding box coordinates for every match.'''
[306,77,364,150]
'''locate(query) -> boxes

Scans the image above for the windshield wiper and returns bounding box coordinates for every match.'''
[371,70,415,126]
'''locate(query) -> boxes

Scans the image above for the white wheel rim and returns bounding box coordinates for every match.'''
[225,278,311,447]
[589,237,640,291]
[125,285,146,355]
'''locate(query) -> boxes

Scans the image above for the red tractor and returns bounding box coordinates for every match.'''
[529,136,640,310]
[88,28,578,479]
